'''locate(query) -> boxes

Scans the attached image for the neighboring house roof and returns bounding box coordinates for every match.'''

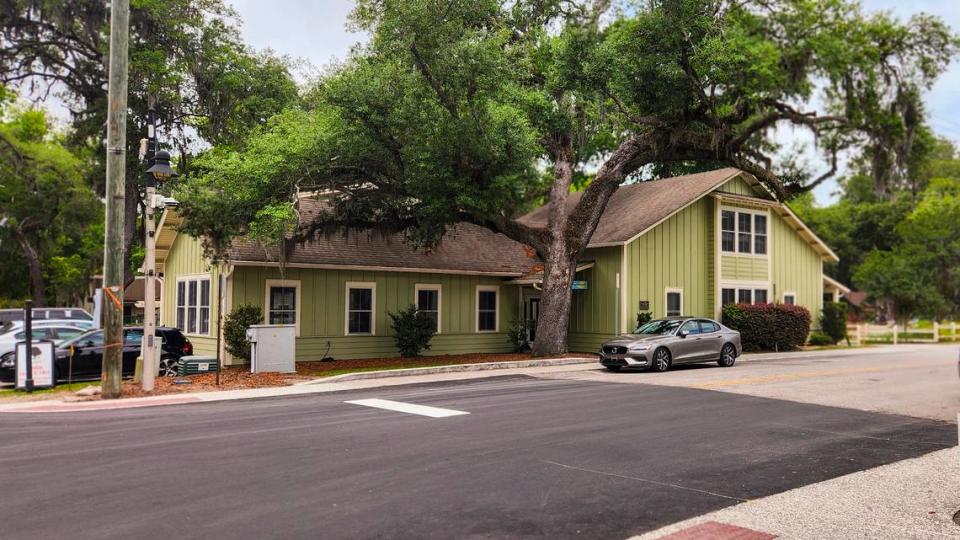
[844,290,869,308]
[518,167,838,261]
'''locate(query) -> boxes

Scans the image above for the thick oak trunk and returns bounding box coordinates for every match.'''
[530,252,577,356]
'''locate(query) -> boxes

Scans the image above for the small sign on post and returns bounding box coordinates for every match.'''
[16,341,56,390]
[639,300,650,311]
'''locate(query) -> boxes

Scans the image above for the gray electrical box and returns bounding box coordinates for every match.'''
[246,324,296,373]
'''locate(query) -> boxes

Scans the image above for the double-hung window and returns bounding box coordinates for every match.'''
[783,292,796,305]
[266,279,301,335]
[415,285,441,333]
[346,282,375,335]
[176,276,211,335]
[476,286,498,332]
[721,209,768,255]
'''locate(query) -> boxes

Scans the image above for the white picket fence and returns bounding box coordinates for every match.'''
[845,321,960,345]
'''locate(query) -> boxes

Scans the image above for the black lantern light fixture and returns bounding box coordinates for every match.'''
[146,150,178,182]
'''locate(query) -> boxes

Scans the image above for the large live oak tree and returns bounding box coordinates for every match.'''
[178,0,956,355]
[0,0,299,288]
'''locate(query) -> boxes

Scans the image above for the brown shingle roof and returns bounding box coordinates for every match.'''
[518,167,744,246]
[227,200,540,276]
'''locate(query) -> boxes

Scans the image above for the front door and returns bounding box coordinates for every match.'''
[525,297,540,343]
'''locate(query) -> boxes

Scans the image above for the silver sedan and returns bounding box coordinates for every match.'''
[599,317,742,372]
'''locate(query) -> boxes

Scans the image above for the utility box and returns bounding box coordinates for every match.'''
[246,324,296,373]
[177,356,219,376]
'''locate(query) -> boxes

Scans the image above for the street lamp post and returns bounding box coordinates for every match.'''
[140,109,177,391]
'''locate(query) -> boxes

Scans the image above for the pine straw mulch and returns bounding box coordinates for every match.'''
[119,368,311,398]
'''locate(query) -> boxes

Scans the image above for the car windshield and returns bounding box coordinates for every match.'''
[634,319,684,335]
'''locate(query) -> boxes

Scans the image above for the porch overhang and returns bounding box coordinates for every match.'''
[506,262,595,285]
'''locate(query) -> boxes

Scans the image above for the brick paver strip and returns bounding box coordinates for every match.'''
[657,521,776,540]
[11,396,202,413]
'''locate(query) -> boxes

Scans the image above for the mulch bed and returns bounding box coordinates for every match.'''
[120,368,311,398]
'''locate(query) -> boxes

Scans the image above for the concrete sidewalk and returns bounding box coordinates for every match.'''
[633,445,960,540]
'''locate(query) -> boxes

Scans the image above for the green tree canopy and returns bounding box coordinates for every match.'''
[0,93,101,306]
[178,0,957,354]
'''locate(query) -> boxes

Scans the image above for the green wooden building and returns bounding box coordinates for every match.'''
[156,168,842,364]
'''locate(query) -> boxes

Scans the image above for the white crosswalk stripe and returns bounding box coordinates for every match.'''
[345,398,469,418]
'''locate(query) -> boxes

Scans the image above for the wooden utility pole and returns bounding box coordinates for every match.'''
[101,0,130,399]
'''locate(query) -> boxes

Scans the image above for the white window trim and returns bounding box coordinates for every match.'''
[782,291,797,305]
[176,273,212,337]
[720,206,770,258]
[720,281,772,305]
[414,284,442,334]
[475,285,500,333]
[344,281,376,336]
[264,279,301,336]
[664,287,684,317]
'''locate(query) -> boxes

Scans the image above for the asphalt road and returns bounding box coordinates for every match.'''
[0,373,954,539]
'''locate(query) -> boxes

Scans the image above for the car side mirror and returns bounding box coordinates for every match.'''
[678,330,687,338]
[84,340,95,348]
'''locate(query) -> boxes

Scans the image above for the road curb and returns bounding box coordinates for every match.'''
[299,357,598,385]
[0,356,598,413]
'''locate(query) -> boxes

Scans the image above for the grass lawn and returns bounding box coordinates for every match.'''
[0,381,99,399]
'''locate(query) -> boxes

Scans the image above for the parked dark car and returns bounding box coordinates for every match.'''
[0,307,93,326]
[0,326,192,384]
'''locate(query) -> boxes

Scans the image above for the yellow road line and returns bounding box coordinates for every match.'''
[690,362,952,389]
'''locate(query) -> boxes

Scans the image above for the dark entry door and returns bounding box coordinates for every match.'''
[525,297,540,343]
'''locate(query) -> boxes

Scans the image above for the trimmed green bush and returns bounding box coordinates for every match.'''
[819,302,848,344]
[807,332,833,346]
[389,304,437,357]
[722,303,812,352]
[507,319,531,353]
[635,311,653,330]
[224,304,263,362]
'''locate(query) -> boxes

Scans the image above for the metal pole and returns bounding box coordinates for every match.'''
[141,107,157,392]
[23,300,34,392]
[101,0,129,399]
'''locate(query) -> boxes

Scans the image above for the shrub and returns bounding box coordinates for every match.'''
[635,311,652,330]
[389,304,437,357]
[721,303,811,352]
[819,302,848,344]
[506,319,531,353]
[224,304,263,362]
[807,332,833,346]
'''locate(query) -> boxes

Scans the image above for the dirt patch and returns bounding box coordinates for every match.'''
[294,352,596,376]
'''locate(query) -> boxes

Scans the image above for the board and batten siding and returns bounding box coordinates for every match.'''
[159,233,221,356]
[623,197,714,328]
[568,246,622,352]
[770,209,823,316]
[230,266,519,362]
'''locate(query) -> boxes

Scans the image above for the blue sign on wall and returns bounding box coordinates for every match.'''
[572,280,588,290]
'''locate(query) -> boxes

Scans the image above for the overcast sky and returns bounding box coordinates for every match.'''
[228,0,960,202]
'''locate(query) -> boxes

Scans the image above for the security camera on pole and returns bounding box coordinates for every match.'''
[139,107,178,391]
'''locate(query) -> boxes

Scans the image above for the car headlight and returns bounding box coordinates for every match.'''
[628,344,651,352]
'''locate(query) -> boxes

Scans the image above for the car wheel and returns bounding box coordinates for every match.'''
[651,348,671,372]
[605,365,622,372]
[718,344,736,367]
[159,356,179,377]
